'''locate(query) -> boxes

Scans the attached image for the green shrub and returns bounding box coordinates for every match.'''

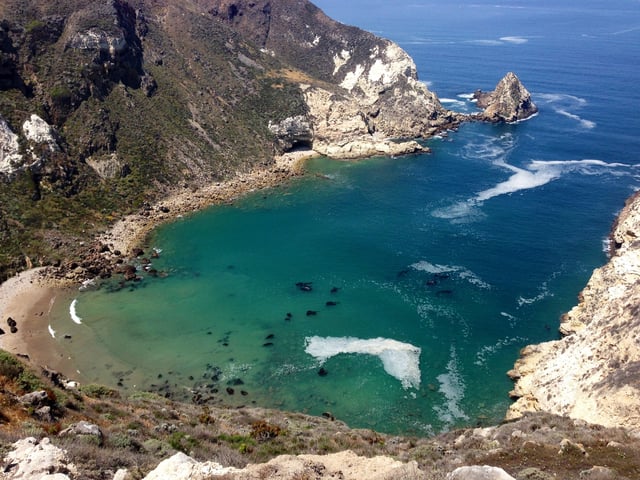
[168,431,199,453]
[79,384,120,399]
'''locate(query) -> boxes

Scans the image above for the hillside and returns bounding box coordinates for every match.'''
[0,0,467,283]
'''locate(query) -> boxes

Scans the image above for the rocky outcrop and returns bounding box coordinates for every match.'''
[474,72,538,123]
[0,114,21,174]
[507,191,640,429]
[122,450,424,480]
[2,437,77,480]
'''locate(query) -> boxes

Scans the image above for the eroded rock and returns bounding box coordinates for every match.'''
[474,72,538,123]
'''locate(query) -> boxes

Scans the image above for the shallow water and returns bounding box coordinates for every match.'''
[49,0,640,435]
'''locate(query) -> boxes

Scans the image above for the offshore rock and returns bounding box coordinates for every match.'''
[507,191,640,429]
[474,72,538,123]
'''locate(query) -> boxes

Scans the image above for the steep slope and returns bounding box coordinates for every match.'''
[0,0,306,281]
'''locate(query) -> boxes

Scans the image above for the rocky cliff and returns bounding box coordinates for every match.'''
[1,0,514,281]
[507,191,640,430]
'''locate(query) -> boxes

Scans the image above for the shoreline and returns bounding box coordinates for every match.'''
[0,151,314,381]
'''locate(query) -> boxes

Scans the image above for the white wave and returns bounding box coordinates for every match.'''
[70,299,82,325]
[534,92,595,129]
[500,311,518,328]
[474,336,527,367]
[431,200,482,221]
[78,278,96,291]
[466,39,504,46]
[48,324,56,338]
[410,261,490,289]
[475,164,560,201]
[500,36,528,44]
[517,282,553,307]
[457,93,476,100]
[556,109,596,129]
[461,132,516,164]
[433,346,468,425]
[477,159,634,202]
[440,98,467,108]
[304,336,421,389]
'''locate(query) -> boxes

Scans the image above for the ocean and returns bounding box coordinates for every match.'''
[48,0,640,435]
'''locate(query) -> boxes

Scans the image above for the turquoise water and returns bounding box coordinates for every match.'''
[49,1,640,435]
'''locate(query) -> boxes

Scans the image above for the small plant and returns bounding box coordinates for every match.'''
[168,431,199,453]
[218,433,256,453]
[79,384,120,399]
[250,420,283,442]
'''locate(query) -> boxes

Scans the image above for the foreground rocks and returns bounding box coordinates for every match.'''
[507,191,640,430]
[3,411,640,480]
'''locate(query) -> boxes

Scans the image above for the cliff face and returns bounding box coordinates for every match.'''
[507,191,640,430]
[211,0,456,158]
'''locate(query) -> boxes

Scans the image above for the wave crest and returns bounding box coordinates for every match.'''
[304,336,421,389]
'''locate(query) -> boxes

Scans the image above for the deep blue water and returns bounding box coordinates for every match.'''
[50,1,640,435]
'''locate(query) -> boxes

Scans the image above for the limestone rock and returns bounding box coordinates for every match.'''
[0,115,22,175]
[268,115,313,153]
[507,191,640,429]
[447,465,516,480]
[474,72,538,123]
[2,437,77,480]
[142,452,238,479]
[59,420,104,442]
[142,450,423,480]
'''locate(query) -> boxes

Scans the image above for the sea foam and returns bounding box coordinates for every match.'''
[410,260,491,289]
[69,299,82,324]
[433,347,468,425]
[304,336,421,389]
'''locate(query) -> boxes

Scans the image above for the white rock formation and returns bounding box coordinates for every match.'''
[22,114,59,152]
[0,115,22,174]
[507,191,640,430]
[140,450,423,480]
[2,437,77,480]
[447,465,516,480]
[301,38,449,159]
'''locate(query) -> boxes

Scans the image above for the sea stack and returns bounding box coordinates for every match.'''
[474,72,538,123]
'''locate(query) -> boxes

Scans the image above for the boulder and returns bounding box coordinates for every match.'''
[18,390,49,407]
[2,437,77,480]
[142,452,237,480]
[474,72,538,123]
[447,465,516,480]
[59,420,103,443]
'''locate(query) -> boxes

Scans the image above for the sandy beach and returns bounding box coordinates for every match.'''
[0,151,313,381]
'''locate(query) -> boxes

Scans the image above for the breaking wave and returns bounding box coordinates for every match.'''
[304,336,421,389]
[70,299,82,325]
